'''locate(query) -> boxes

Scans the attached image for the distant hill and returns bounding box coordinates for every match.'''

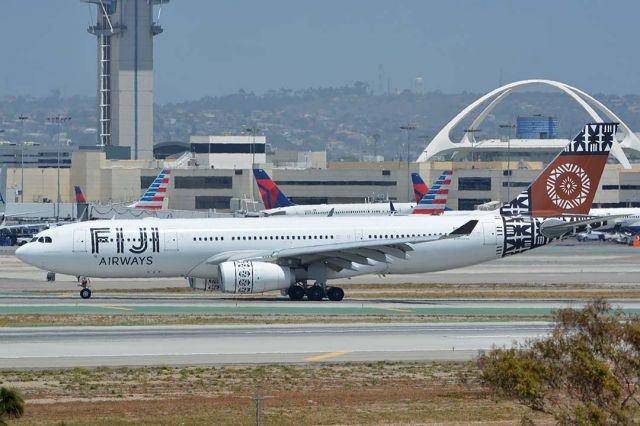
[2,84,639,161]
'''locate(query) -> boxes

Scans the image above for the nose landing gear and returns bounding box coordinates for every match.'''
[78,277,92,299]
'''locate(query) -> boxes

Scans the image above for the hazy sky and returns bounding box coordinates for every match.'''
[0,0,638,102]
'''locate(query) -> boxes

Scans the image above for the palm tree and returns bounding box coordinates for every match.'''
[0,387,24,425]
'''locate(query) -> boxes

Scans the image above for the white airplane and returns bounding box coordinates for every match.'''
[16,123,620,301]
[253,169,438,216]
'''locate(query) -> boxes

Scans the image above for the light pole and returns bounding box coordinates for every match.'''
[463,128,482,161]
[18,115,29,203]
[400,124,416,202]
[19,141,40,204]
[499,123,516,201]
[245,126,260,204]
[47,115,71,220]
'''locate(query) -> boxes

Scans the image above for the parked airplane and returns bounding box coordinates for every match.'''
[254,168,436,216]
[411,170,451,215]
[74,169,171,211]
[129,169,171,209]
[16,123,619,300]
[74,186,87,204]
[411,172,428,203]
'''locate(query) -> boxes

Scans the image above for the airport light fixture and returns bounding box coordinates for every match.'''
[19,141,40,205]
[463,128,482,161]
[47,115,71,220]
[400,124,416,202]
[18,115,30,203]
[499,123,517,201]
[245,126,260,204]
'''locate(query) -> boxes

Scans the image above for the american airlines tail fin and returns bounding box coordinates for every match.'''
[411,170,453,215]
[130,169,171,210]
[500,123,617,217]
[253,168,295,209]
[74,186,87,203]
[411,173,428,203]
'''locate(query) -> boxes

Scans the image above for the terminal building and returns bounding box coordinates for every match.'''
[5,80,640,213]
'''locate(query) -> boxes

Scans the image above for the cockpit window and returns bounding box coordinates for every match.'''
[38,237,44,243]
[44,236,52,243]
[31,237,38,242]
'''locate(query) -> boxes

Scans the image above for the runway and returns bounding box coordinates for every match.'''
[1,298,639,317]
[0,322,550,369]
[2,243,640,292]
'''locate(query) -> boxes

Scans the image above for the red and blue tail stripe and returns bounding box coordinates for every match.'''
[411,173,428,204]
[253,168,295,209]
[74,186,87,203]
[411,170,452,215]
[132,169,171,209]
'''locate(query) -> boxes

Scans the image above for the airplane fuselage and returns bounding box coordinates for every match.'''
[16,214,541,282]
[262,202,416,216]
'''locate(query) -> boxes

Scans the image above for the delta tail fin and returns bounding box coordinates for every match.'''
[411,173,428,203]
[74,186,87,203]
[253,168,295,209]
[130,169,171,210]
[500,123,617,217]
[411,170,453,215]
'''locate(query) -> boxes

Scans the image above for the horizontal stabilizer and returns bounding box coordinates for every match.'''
[540,214,629,238]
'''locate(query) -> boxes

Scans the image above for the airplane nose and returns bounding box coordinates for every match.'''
[15,244,32,264]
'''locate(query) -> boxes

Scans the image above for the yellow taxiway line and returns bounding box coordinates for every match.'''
[383,307,414,313]
[304,351,350,362]
[95,305,134,311]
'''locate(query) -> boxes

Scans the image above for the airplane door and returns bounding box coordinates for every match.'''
[482,221,497,245]
[164,230,179,251]
[72,230,87,252]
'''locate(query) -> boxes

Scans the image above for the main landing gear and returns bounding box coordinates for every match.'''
[287,282,345,302]
[78,276,92,299]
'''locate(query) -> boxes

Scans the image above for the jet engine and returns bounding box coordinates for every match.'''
[218,261,294,294]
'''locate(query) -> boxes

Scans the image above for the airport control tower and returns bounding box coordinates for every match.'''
[83,0,169,160]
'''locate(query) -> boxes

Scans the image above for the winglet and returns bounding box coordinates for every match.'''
[253,168,295,209]
[449,219,478,236]
[389,200,397,213]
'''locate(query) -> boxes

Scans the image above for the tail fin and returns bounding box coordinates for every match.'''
[411,173,428,203]
[253,168,295,209]
[131,169,171,210]
[411,170,453,215]
[74,186,87,203]
[500,123,617,217]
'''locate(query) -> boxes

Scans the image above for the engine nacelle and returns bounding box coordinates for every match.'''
[218,261,294,294]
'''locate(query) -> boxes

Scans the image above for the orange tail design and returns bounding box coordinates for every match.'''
[500,123,617,217]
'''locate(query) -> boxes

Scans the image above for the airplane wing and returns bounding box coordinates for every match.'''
[540,215,629,238]
[205,220,478,271]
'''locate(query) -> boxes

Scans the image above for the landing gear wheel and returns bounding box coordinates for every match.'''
[288,285,305,301]
[306,286,325,301]
[80,288,92,299]
[326,287,344,302]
